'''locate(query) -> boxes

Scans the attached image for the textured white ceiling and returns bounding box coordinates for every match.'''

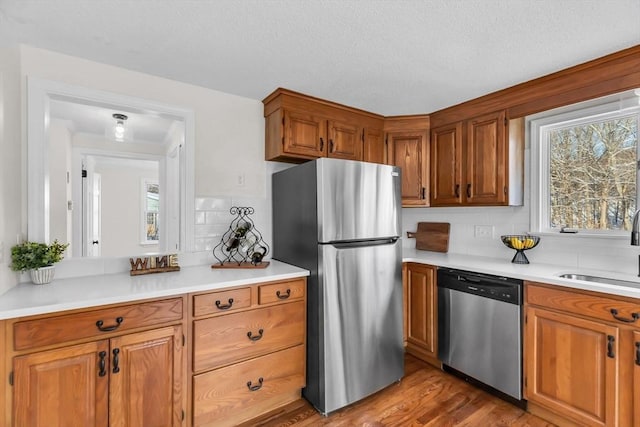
[1,0,639,115]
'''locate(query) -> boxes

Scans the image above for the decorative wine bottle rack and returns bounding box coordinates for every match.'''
[212,207,270,269]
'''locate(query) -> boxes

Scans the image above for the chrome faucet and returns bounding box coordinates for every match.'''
[632,209,640,245]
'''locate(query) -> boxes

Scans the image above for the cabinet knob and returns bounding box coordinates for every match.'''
[98,351,107,377]
[246,377,264,391]
[610,308,640,323]
[112,348,121,373]
[607,335,615,359]
[276,289,291,300]
[215,298,234,310]
[247,329,264,341]
[96,316,124,332]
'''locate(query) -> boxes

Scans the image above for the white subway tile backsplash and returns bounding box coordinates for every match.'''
[195,196,232,211]
[195,211,206,225]
[402,204,639,275]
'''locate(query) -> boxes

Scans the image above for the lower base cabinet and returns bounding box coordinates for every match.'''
[525,281,640,427]
[403,263,438,364]
[193,345,305,427]
[189,278,307,426]
[12,324,183,427]
[525,306,618,427]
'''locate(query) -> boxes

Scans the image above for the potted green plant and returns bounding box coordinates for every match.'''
[10,240,70,284]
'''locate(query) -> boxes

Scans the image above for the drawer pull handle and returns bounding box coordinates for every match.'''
[98,351,107,377]
[610,308,640,323]
[466,183,471,198]
[247,377,263,391]
[276,289,291,300]
[455,184,460,198]
[607,335,615,359]
[247,329,264,341]
[112,348,120,374]
[636,342,640,366]
[96,316,124,332]
[215,298,234,310]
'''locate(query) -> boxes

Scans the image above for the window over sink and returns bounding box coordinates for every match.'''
[529,89,640,236]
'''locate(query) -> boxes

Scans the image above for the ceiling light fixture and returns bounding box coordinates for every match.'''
[112,113,128,141]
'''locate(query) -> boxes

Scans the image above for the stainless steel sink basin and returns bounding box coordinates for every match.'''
[558,273,640,288]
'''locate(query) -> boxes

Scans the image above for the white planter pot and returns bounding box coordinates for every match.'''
[30,266,56,285]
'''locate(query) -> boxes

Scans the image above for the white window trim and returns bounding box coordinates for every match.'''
[529,95,640,238]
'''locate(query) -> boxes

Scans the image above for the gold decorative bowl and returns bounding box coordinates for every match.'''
[500,235,540,264]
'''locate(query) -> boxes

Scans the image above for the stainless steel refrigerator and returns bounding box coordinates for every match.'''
[272,158,404,414]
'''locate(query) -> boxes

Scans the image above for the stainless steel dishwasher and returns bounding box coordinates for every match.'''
[437,268,524,405]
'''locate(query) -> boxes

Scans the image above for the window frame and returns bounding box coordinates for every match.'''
[529,93,640,238]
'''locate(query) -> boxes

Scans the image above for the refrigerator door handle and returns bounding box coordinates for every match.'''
[328,237,398,249]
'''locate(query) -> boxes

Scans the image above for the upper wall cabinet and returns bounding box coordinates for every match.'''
[263,88,384,163]
[430,110,524,207]
[385,116,430,207]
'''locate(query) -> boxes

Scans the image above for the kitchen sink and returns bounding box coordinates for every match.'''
[558,273,640,288]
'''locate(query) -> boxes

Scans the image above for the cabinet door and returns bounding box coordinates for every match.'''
[634,330,640,427]
[525,306,619,427]
[465,110,507,205]
[430,122,463,206]
[327,120,362,160]
[405,263,437,360]
[363,127,385,164]
[109,326,183,427]
[388,131,429,206]
[13,340,109,427]
[283,109,327,158]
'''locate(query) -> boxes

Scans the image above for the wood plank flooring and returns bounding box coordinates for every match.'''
[247,354,554,427]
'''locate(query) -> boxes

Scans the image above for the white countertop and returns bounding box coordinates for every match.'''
[403,248,640,299]
[0,260,309,320]
[3,250,640,321]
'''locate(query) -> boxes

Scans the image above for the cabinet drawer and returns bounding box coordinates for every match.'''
[193,344,305,427]
[193,300,305,372]
[527,282,640,326]
[193,287,251,317]
[258,278,305,305]
[14,298,183,351]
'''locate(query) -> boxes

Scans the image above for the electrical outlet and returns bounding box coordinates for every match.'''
[474,225,494,239]
[237,174,245,187]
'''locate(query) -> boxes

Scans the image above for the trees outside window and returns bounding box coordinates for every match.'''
[530,90,640,235]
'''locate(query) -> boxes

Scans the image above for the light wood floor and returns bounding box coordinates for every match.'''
[248,354,554,427]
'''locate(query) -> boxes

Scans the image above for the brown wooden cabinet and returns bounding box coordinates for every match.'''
[190,278,306,427]
[282,109,326,158]
[264,88,383,163]
[525,306,618,427]
[9,298,185,427]
[524,281,640,427]
[431,110,521,206]
[363,127,385,164]
[385,116,430,207]
[404,263,438,365]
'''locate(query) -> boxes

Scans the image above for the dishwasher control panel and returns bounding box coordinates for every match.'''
[437,268,523,305]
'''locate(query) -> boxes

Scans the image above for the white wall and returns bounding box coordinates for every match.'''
[0,46,22,294]
[97,164,159,257]
[9,44,268,281]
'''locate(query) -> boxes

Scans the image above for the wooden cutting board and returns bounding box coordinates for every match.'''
[406,222,450,252]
